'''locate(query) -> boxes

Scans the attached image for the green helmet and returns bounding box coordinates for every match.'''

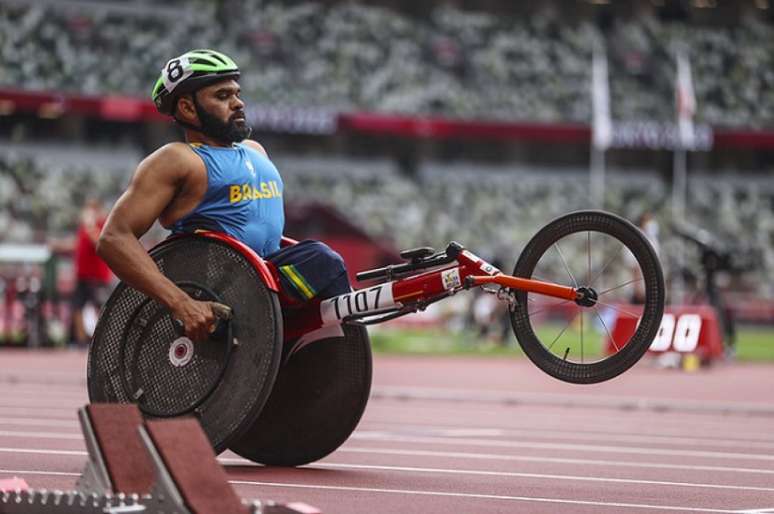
[151,49,240,115]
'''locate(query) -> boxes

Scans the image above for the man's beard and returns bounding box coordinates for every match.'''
[193,98,252,144]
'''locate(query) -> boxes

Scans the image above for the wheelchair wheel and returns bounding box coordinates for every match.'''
[88,235,283,453]
[229,323,372,466]
[510,210,664,384]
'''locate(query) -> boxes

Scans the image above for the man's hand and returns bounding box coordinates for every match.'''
[171,297,218,343]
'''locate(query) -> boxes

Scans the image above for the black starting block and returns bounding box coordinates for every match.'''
[0,404,320,514]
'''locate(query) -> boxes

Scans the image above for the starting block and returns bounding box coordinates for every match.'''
[0,404,320,514]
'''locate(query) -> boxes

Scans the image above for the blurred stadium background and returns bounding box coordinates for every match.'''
[1,0,772,359]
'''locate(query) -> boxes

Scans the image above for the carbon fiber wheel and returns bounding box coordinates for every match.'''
[88,235,283,453]
[510,210,664,384]
[229,323,372,466]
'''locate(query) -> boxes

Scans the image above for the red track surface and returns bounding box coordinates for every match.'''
[2,349,774,513]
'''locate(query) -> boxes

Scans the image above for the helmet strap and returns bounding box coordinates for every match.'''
[171,94,206,134]
[173,116,205,134]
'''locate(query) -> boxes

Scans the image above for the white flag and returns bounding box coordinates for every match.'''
[675,49,696,150]
[591,46,612,151]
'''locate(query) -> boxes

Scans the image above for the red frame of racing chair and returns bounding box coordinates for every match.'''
[190,231,582,342]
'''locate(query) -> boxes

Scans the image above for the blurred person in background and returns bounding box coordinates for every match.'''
[470,259,511,346]
[629,210,660,304]
[97,49,349,345]
[71,197,112,347]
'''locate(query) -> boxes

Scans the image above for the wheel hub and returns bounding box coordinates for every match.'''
[574,286,598,307]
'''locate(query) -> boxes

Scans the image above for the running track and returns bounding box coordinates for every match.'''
[2,349,774,513]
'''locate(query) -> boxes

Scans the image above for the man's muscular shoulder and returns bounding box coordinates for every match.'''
[134,143,207,228]
[141,142,204,181]
[241,139,269,158]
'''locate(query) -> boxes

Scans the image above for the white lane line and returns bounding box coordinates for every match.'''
[370,403,774,435]
[358,423,774,450]
[0,417,774,460]
[338,447,774,476]
[0,431,82,440]
[0,469,742,512]
[371,385,774,417]
[230,480,740,513]
[351,432,774,462]
[0,374,83,383]
[0,412,759,448]
[13,449,771,494]
[7,446,774,479]
[275,462,774,493]
[0,401,83,409]
[0,416,774,449]
[366,416,774,441]
[0,387,86,396]
[404,428,507,437]
[0,469,79,478]
[4,410,772,449]
[0,448,85,456]
[0,406,78,415]
[0,418,79,429]
[4,427,774,464]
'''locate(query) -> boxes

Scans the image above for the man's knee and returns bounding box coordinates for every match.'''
[270,240,350,302]
[304,242,350,298]
[306,241,345,271]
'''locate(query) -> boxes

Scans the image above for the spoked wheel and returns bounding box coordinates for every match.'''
[510,210,664,384]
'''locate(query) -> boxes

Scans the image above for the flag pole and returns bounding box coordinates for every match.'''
[672,146,687,306]
[590,42,611,209]
[672,46,695,306]
[591,144,605,209]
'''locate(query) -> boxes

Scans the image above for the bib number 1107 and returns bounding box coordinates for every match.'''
[320,283,396,325]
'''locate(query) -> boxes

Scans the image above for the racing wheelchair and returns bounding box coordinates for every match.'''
[88,210,664,466]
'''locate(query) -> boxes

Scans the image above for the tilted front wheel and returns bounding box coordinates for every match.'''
[510,210,664,384]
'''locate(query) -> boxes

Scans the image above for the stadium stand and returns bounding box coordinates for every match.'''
[0,144,134,242]
[1,151,770,300]
[0,0,772,347]
[1,1,774,126]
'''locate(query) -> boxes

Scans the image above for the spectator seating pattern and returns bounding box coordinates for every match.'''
[281,158,773,298]
[2,2,774,126]
[1,148,771,298]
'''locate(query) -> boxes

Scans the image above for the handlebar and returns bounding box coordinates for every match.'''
[356,242,464,282]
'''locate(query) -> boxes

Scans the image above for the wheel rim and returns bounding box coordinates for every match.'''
[519,230,650,364]
[510,211,664,383]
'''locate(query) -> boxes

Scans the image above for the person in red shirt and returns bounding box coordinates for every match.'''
[71,198,112,346]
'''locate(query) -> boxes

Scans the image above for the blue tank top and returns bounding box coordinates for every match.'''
[172,143,284,257]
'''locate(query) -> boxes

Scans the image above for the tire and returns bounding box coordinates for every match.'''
[230,323,372,466]
[88,235,283,453]
[510,210,664,384]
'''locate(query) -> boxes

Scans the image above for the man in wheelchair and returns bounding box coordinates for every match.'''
[97,49,350,345]
[89,50,665,466]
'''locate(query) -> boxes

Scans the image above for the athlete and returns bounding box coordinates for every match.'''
[97,49,350,343]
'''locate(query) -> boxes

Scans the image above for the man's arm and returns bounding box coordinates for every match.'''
[97,144,216,342]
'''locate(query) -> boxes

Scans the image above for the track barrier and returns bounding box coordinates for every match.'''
[605,304,724,366]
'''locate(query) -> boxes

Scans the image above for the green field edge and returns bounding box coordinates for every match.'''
[369,324,774,362]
